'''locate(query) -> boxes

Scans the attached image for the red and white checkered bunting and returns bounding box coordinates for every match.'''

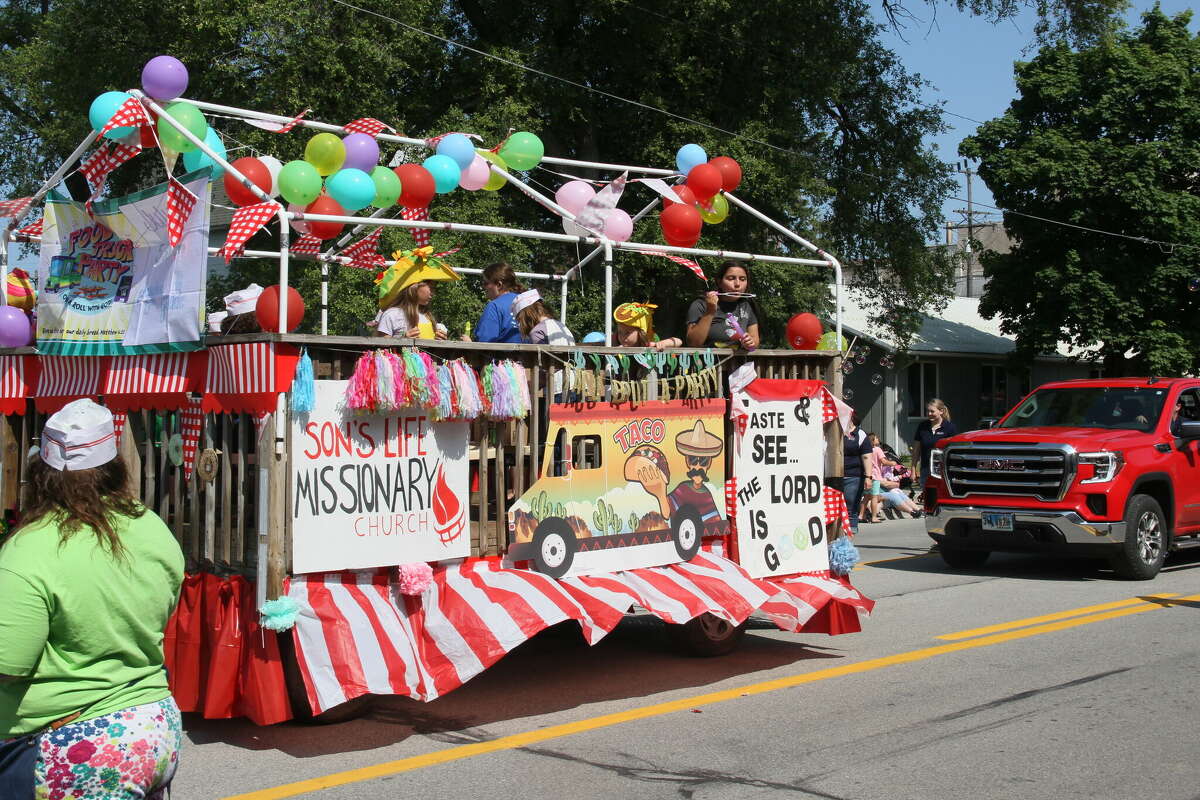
[218,202,279,263]
[423,131,481,148]
[401,206,431,246]
[98,97,152,136]
[13,218,42,239]
[245,108,311,134]
[823,486,853,539]
[180,398,205,481]
[166,178,198,247]
[112,412,127,447]
[80,144,142,194]
[0,196,34,221]
[341,228,388,269]
[637,250,706,283]
[343,117,395,137]
[290,234,324,256]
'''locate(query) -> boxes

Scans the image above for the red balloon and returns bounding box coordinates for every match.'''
[255,285,305,333]
[305,195,346,239]
[395,163,436,209]
[223,157,273,207]
[709,156,742,192]
[786,312,824,350]
[686,163,723,202]
[663,185,698,208]
[660,203,702,247]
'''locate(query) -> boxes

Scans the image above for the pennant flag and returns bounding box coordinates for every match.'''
[79,143,143,194]
[165,178,199,247]
[290,233,324,256]
[423,131,482,148]
[400,206,431,247]
[575,172,628,234]
[218,202,279,263]
[636,249,707,283]
[99,97,152,137]
[180,399,205,481]
[341,228,381,259]
[0,196,34,221]
[111,412,127,447]
[246,108,311,134]
[13,217,42,239]
[343,117,396,137]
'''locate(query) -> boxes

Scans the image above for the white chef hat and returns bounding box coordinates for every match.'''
[40,398,118,471]
[207,310,228,333]
[224,283,264,316]
[511,289,541,316]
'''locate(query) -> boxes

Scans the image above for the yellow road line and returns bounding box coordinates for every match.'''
[222,591,1200,800]
[936,593,1180,640]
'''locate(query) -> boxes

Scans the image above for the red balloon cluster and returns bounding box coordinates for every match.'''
[659,155,743,248]
[786,313,823,350]
[305,195,346,240]
[255,285,305,333]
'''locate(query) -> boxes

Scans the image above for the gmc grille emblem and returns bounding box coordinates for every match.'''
[979,458,1025,471]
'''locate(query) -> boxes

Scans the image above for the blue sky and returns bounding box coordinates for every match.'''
[873,0,1200,226]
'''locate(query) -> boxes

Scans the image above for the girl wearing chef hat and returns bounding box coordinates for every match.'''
[0,400,184,798]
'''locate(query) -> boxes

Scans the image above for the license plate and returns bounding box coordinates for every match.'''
[981,512,1014,532]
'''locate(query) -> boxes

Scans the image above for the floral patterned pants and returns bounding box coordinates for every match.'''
[34,698,181,800]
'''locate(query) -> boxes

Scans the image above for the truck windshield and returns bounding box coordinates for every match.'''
[1000,386,1168,432]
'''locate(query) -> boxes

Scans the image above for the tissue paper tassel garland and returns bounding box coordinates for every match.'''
[344,349,510,420]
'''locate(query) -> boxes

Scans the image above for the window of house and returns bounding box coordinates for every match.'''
[980,365,1009,418]
[906,362,938,418]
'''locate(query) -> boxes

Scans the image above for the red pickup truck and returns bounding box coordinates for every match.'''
[924,378,1200,579]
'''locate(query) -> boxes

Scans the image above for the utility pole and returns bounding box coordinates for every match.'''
[952,159,978,297]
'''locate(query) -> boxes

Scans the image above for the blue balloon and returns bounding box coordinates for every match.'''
[422,154,461,194]
[182,128,228,180]
[89,91,136,140]
[436,133,477,170]
[675,143,708,176]
[324,168,376,212]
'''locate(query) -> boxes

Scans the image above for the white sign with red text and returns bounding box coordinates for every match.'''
[290,380,469,573]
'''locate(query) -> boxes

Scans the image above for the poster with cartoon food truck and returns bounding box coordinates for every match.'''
[508,399,728,578]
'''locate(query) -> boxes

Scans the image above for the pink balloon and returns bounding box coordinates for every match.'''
[555,180,595,216]
[604,208,633,242]
[458,155,492,191]
[288,203,310,235]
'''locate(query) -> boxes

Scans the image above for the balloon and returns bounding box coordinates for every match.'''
[157,101,207,152]
[687,163,722,202]
[604,208,633,242]
[817,331,849,352]
[141,55,189,100]
[710,156,742,192]
[341,133,380,172]
[89,91,136,140]
[422,154,461,194]
[325,168,376,212]
[498,131,544,171]
[223,157,272,207]
[5,268,36,311]
[0,307,31,348]
[555,180,596,216]
[182,127,227,179]
[370,165,401,207]
[697,193,730,224]
[676,143,707,175]
[477,150,508,191]
[287,203,311,236]
[255,285,305,333]
[457,155,491,191]
[660,203,702,247]
[304,132,346,176]
[278,160,323,206]
[436,133,477,170]
[305,195,346,239]
[258,155,283,197]
[663,185,697,208]
[395,163,436,208]
[786,313,823,350]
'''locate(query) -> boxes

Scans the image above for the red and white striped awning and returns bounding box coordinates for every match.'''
[286,550,874,714]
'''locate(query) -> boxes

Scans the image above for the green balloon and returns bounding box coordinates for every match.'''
[816,331,848,352]
[477,149,508,191]
[157,101,208,153]
[498,131,544,171]
[370,166,401,207]
[278,160,323,206]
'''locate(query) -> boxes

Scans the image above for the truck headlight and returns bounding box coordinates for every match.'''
[1079,451,1123,484]
[929,447,944,480]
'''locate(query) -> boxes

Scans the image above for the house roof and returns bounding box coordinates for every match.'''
[833,287,1075,359]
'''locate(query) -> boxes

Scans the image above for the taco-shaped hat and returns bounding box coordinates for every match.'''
[376,246,460,309]
[613,302,657,340]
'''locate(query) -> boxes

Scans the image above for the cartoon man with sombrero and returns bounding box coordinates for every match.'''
[626,420,723,523]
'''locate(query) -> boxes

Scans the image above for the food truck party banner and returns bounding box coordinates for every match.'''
[290,380,470,573]
[732,380,830,578]
[36,171,210,355]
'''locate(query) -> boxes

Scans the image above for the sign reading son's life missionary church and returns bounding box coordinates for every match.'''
[290,380,469,573]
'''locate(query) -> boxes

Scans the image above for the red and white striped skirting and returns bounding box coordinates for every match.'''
[286,551,874,713]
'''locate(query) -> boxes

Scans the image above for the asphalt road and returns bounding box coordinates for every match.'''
[178,517,1200,800]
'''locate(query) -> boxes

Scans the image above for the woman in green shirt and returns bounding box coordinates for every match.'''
[0,399,184,799]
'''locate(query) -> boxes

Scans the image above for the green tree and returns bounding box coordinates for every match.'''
[961,8,1200,375]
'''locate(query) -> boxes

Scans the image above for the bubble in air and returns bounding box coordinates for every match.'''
[871,373,883,385]
[843,388,855,401]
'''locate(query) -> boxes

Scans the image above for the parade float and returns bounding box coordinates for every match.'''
[0,56,871,725]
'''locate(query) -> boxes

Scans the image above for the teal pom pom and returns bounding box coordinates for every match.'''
[829,536,860,575]
[259,595,302,631]
[290,349,315,413]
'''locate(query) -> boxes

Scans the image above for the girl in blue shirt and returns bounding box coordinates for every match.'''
[470,262,525,343]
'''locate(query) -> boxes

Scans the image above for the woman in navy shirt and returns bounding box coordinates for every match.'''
[470,262,525,343]
[912,398,957,493]
[842,412,870,533]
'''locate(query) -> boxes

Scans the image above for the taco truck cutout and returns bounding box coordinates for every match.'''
[508,399,729,578]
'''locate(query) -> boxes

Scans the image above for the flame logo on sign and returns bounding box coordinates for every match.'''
[432,463,464,545]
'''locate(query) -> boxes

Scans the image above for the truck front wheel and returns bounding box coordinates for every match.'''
[1111,494,1168,580]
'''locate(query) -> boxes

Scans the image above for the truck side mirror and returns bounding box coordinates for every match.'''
[1177,419,1200,439]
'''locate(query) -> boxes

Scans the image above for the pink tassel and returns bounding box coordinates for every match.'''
[396,562,433,595]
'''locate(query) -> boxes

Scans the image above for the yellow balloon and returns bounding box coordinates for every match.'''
[304,133,346,176]
[477,149,508,191]
[698,193,729,224]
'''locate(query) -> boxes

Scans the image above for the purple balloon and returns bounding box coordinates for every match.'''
[342,133,380,172]
[0,306,32,348]
[141,55,189,101]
